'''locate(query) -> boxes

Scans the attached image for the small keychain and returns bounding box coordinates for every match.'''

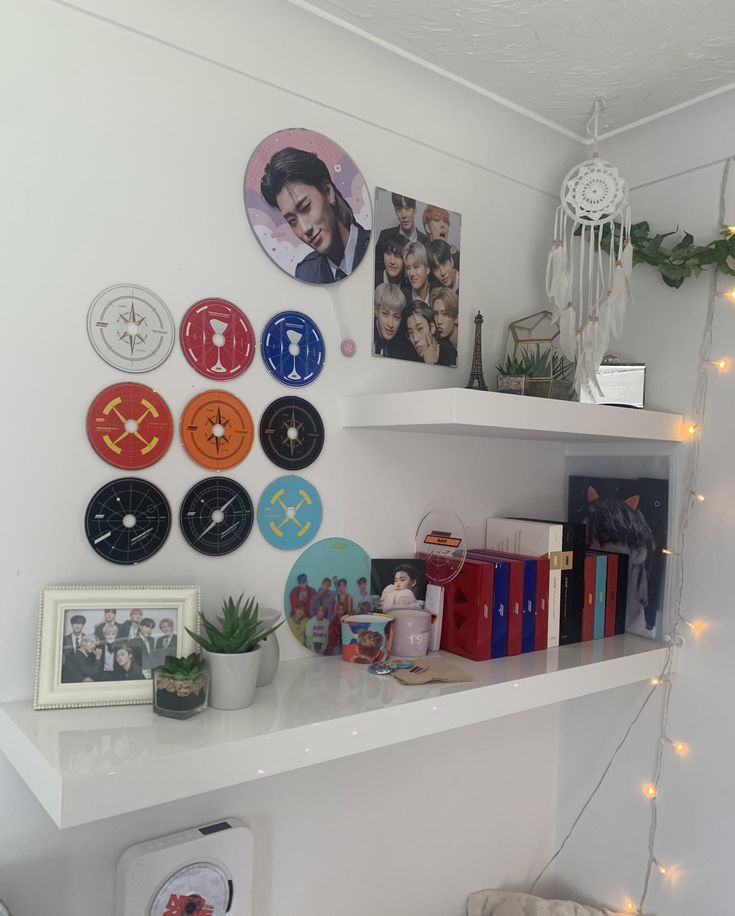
[368,659,413,675]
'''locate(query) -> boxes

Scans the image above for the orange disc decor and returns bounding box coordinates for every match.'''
[180,390,254,470]
[86,382,173,470]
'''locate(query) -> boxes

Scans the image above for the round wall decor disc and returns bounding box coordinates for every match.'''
[86,382,173,470]
[243,127,372,286]
[284,537,371,655]
[260,311,325,387]
[180,477,254,556]
[180,298,255,380]
[85,477,171,564]
[180,390,254,470]
[87,283,175,372]
[259,396,324,471]
[257,475,322,550]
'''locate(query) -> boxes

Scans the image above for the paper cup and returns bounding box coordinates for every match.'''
[390,609,432,657]
[341,614,394,664]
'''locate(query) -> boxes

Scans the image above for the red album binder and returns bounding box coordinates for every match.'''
[440,558,494,661]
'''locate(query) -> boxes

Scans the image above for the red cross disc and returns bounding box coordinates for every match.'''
[86,382,173,469]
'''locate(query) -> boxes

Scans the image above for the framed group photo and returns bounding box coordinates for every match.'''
[34,585,201,710]
[373,187,461,367]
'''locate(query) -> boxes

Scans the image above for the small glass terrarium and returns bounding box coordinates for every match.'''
[502,309,574,400]
[153,654,209,719]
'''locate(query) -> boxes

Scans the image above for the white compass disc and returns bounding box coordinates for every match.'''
[87,283,175,372]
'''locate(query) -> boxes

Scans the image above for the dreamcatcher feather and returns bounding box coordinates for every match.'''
[546,101,633,398]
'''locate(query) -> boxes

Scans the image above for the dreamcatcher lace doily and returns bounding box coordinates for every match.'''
[561,156,629,225]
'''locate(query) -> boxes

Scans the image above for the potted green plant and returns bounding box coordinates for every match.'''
[185,594,284,710]
[152,653,209,719]
[495,352,530,395]
[521,344,575,400]
[496,346,575,400]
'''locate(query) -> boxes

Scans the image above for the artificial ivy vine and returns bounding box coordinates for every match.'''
[597,222,735,289]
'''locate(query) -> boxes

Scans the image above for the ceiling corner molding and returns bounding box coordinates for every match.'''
[598,82,735,142]
[282,0,588,145]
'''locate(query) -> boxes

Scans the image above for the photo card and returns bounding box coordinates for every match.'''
[370,557,427,614]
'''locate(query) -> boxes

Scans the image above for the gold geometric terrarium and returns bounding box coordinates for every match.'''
[504,310,574,400]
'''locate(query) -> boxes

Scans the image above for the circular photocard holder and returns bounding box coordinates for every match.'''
[244,128,372,285]
[415,508,467,584]
[284,537,371,656]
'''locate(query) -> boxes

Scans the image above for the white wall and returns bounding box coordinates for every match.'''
[0,2,582,914]
[549,100,735,914]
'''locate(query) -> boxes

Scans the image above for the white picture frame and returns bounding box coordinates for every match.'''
[34,585,201,710]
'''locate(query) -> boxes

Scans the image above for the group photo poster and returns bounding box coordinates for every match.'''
[373,187,461,367]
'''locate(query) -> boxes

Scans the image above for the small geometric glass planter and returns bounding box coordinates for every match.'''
[497,375,526,396]
[153,665,209,719]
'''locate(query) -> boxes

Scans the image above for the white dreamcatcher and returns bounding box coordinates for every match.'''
[546,100,633,396]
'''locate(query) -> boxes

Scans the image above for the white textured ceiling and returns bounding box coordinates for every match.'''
[287,0,735,139]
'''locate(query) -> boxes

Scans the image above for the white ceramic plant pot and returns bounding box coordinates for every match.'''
[256,611,281,687]
[204,647,261,710]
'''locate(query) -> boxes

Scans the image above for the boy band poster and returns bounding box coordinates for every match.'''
[373,187,461,368]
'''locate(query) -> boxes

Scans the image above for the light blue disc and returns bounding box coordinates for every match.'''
[257,475,323,550]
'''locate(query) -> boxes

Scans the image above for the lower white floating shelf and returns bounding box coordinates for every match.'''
[0,635,668,828]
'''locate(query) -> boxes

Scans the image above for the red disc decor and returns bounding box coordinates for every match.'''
[180,390,254,470]
[86,382,173,470]
[180,298,255,380]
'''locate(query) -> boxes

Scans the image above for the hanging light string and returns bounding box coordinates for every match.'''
[529,155,733,914]
[637,154,732,913]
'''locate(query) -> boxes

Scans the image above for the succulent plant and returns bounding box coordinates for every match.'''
[185,593,284,655]
[496,345,573,381]
[158,652,206,680]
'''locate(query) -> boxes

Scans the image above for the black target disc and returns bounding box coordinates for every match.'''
[85,478,171,564]
[259,396,325,471]
[180,477,254,556]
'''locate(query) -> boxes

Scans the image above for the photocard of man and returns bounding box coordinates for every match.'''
[373,188,461,366]
[244,128,372,285]
[370,558,427,613]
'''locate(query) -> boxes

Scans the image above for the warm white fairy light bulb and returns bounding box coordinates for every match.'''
[691,491,706,502]
[711,358,729,371]
[644,783,657,799]
[687,422,699,435]
[624,898,638,913]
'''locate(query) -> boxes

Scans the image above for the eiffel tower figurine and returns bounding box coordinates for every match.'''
[465,311,488,390]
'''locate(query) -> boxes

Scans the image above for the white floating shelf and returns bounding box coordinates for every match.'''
[341,388,684,443]
[0,636,667,828]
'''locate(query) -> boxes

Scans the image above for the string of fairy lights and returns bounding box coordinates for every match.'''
[529,156,734,915]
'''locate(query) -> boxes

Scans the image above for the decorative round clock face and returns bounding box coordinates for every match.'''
[180,477,254,556]
[180,298,255,380]
[260,311,325,387]
[87,284,175,372]
[85,478,171,564]
[180,390,254,470]
[257,475,322,550]
[259,396,324,470]
[86,382,173,470]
